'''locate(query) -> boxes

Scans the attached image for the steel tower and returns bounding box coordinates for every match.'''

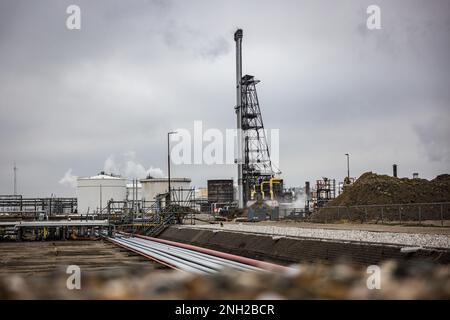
[234,29,277,207]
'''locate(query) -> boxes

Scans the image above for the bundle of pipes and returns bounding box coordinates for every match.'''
[107,233,292,274]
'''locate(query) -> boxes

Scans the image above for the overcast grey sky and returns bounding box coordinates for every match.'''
[0,0,449,197]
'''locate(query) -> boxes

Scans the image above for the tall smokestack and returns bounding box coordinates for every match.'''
[305,181,310,200]
[235,29,244,209]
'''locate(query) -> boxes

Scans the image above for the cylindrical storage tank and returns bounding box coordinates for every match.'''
[140,177,191,202]
[126,182,142,201]
[77,174,127,214]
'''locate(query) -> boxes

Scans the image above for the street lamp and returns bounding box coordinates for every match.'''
[167,131,177,203]
[345,153,350,182]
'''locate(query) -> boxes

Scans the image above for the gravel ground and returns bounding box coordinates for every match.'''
[256,221,450,234]
[180,224,450,249]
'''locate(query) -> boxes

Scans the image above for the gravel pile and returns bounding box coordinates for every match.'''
[180,224,450,249]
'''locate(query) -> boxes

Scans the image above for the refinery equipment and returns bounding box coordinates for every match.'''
[234,29,281,208]
[314,177,336,208]
[126,181,142,201]
[207,179,234,204]
[207,179,235,213]
[0,194,76,216]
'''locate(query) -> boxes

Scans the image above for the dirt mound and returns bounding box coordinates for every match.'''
[329,172,450,206]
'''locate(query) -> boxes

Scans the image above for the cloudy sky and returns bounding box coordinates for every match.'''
[0,0,449,197]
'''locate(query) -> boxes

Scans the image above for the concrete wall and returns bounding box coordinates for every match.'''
[159,226,450,266]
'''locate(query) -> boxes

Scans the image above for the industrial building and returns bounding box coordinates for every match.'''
[207,179,234,213]
[207,180,234,204]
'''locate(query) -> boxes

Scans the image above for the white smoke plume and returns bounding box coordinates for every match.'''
[103,152,164,179]
[291,192,306,209]
[58,169,77,188]
[59,153,163,188]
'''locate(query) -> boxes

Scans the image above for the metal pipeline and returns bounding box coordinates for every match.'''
[105,236,181,271]
[123,232,293,273]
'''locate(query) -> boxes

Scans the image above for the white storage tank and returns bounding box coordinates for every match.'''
[126,182,142,201]
[140,177,191,202]
[77,172,127,214]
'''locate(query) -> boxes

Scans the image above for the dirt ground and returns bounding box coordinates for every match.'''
[0,240,166,276]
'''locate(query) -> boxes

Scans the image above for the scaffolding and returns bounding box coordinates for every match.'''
[105,187,199,235]
[0,195,77,216]
[314,178,336,208]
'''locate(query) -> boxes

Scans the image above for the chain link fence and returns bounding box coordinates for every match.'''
[309,202,450,225]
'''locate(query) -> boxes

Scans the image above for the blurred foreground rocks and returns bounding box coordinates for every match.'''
[0,260,449,299]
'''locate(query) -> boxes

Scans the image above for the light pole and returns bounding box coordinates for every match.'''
[13,162,17,196]
[345,153,350,182]
[167,131,177,203]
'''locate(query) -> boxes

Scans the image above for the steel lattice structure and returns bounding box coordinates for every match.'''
[240,74,276,203]
[234,29,281,207]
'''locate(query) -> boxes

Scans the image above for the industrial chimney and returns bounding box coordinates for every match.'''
[393,164,398,178]
[235,29,244,209]
[305,181,311,200]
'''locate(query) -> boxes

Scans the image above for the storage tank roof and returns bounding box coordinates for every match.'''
[140,177,191,183]
[78,174,125,180]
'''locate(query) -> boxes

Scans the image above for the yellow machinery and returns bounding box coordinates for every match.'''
[250,185,257,200]
[258,177,283,200]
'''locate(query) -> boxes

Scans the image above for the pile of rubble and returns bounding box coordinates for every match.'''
[331,172,450,206]
[311,172,450,223]
[1,260,449,299]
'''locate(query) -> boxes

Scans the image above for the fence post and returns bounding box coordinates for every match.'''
[337,207,340,221]
[441,204,444,227]
[399,206,402,224]
[418,205,422,225]
[364,207,367,223]
[381,207,384,224]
